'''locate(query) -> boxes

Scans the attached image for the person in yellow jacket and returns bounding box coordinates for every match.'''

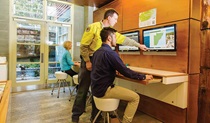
[71,8,148,123]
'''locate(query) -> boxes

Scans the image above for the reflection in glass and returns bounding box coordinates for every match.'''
[49,45,64,62]
[47,1,71,22]
[17,23,41,44]
[17,44,40,62]
[47,25,70,79]
[16,64,40,81]
[48,63,61,78]
[48,26,68,44]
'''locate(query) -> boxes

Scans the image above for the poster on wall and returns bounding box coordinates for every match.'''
[139,8,156,28]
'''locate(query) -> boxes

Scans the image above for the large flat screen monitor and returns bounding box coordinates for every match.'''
[142,24,176,51]
[119,31,140,54]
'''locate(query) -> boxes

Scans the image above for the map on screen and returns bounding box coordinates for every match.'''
[143,24,176,51]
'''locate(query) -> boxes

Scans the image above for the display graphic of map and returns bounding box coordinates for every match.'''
[139,8,156,28]
[150,31,166,47]
[143,26,175,50]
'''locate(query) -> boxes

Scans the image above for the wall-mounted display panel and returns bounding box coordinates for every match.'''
[118,31,140,54]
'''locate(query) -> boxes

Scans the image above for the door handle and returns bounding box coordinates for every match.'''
[41,53,43,63]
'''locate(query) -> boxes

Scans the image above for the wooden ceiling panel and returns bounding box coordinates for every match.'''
[61,0,114,8]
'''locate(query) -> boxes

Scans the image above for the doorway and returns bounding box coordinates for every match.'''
[10,20,72,91]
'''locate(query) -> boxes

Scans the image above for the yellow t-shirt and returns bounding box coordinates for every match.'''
[80,21,125,62]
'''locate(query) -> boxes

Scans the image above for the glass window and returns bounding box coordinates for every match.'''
[48,25,69,45]
[16,63,40,81]
[17,44,40,62]
[48,25,69,63]
[48,45,64,62]
[17,23,41,44]
[48,63,61,78]
[13,0,44,19]
[47,1,71,22]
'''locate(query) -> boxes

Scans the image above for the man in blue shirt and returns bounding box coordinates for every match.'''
[71,9,148,123]
[91,27,153,123]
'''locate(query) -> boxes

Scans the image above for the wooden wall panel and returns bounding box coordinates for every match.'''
[93,0,123,31]
[121,20,189,73]
[93,8,104,22]
[189,20,200,74]
[138,94,187,123]
[198,69,210,123]
[188,74,199,123]
[122,0,190,31]
[94,0,202,122]
[191,0,202,20]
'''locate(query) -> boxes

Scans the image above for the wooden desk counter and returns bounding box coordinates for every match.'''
[0,80,11,123]
[115,66,188,109]
[127,66,188,84]
[116,74,162,85]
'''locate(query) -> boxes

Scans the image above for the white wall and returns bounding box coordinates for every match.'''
[73,5,94,61]
[0,0,9,58]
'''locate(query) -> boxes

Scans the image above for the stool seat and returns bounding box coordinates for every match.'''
[73,74,79,85]
[55,71,68,79]
[51,71,71,98]
[93,96,121,123]
[94,97,120,111]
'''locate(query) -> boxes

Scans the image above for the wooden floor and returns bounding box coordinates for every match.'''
[6,88,162,123]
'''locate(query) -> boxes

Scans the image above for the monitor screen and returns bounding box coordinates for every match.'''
[142,24,176,51]
[119,31,140,53]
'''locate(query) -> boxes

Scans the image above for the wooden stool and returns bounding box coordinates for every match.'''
[51,71,71,98]
[93,96,121,123]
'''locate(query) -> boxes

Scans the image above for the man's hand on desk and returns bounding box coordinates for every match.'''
[145,75,153,80]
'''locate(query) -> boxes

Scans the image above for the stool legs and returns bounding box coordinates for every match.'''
[69,85,77,101]
[62,79,65,93]
[114,111,122,123]
[107,112,110,123]
[69,78,76,101]
[51,79,59,96]
[86,91,92,105]
[92,110,102,123]
[51,79,71,98]
[57,79,62,98]
[65,79,72,95]
[92,111,122,123]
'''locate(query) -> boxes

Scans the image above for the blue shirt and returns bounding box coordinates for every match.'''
[91,44,146,97]
[61,50,74,71]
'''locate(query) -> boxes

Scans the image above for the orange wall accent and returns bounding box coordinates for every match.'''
[93,0,123,31]
[93,0,201,122]
[121,20,189,73]
[122,0,190,31]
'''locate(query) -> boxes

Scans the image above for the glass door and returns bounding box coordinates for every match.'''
[45,23,72,84]
[10,0,73,90]
[13,20,45,86]
[11,21,72,88]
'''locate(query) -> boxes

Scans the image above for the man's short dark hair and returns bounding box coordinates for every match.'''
[104,8,119,19]
[100,27,117,42]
